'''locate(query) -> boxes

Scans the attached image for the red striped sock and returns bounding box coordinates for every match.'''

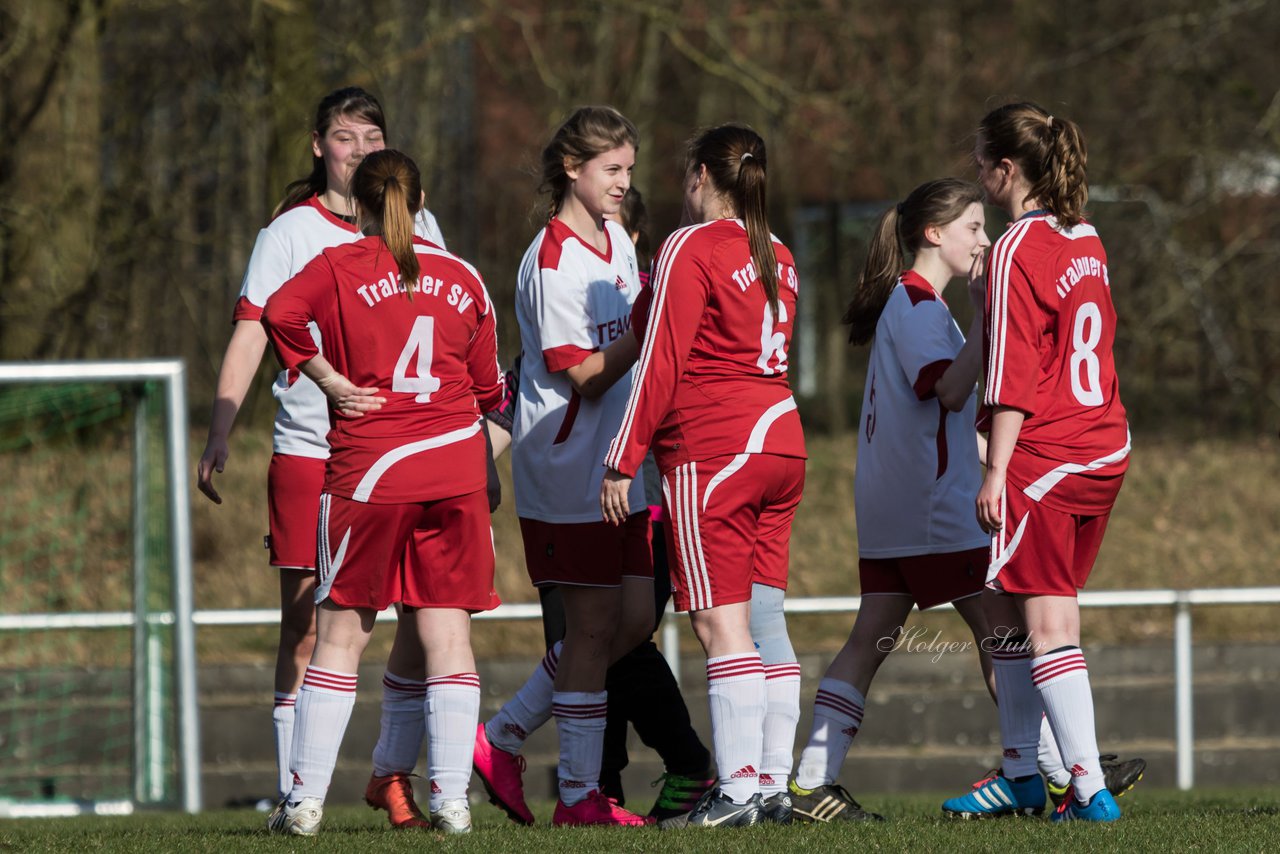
[795,677,864,790]
[552,690,607,807]
[1032,647,1103,800]
[706,653,765,803]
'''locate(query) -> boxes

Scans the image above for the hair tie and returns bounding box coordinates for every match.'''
[1046,114,1055,126]
[740,151,754,163]
[895,201,905,216]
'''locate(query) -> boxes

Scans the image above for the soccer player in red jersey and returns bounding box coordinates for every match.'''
[942,103,1130,823]
[603,124,806,829]
[472,107,653,828]
[195,88,447,826]
[260,149,503,836]
[791,179,994,823]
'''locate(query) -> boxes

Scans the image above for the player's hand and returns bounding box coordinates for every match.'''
[600,468,632,526]
[975,468,1005,533]
[316,373,385,418]
[197,437,229,504]
[967,249,988,311]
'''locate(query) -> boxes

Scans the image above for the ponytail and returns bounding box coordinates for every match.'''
[843,207,903,345]
[843,178,984,346]
[979,102,1088,228]
[686,124,779,316]
[350,149,423,296]
[737,152,779,317]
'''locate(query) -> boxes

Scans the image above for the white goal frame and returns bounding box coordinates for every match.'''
[0,360,200,815]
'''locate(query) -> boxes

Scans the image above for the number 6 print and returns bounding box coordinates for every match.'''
[1070,301,1103,406]
[393,315,442,402]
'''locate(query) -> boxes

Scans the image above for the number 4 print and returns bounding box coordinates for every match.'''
[393,315,442,402]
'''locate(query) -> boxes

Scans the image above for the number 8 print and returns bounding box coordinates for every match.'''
[1069,301,1104,406]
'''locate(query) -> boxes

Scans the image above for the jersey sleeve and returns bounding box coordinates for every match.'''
[416,208,446,249]
[605,230,711,476]
[261,254,336,370]
[465,277,505,414]
[537,260,597,373]
[892,300,958,401]
[984,251,1040,414]
[235,227,291,321]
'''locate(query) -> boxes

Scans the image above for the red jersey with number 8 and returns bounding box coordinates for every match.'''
[984,214,1128,514]
[606,218,806,477]
[263,236,504,504]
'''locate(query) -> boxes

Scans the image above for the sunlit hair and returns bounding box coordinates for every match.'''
[350,150,422,297]
[617,188,651,267]
[539,106,639,221]
[843,179,983,346]
[273,87,388,218]
[684,123,778,316]
[978,101,1088,227]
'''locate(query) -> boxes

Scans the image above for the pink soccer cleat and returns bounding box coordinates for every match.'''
[552,789,654,827]
[473,723,535,825]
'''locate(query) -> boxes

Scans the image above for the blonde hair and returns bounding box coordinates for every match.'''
[979,102,1088,227]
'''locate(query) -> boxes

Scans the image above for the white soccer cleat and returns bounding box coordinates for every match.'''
[266,796,324,835]
[430,798,472,834]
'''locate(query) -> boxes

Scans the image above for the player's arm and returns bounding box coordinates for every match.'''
[563,330,640,400]
[934,252,987,411]
[197,319,268,504]
[976,406,1025,532]
[464,280,505,414]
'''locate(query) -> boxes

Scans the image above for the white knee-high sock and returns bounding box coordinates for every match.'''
[795,677,865,790]
[992,634,1041,779]
[552,690,608,807]
[273,693,296,799]
[706,653,766,804]
[426,673,481,811]
[486,641,560,754]
[761,663,801,796]
[1038,713,1071,787]
[371,671,427,777]
[1033,647,1104,801]
[289,667,357,803]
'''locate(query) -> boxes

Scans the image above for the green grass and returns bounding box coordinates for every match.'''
[3,790,1278,852]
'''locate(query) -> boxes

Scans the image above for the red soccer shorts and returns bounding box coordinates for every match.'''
[519,512,652,588]
[985,485,1113,596]
[859,547,987,610]
[316,489,499,612]
[662,453,805,612]
[267,453,326,570]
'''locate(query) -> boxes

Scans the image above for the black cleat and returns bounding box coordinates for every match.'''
[761,792,793,824]
[658,787,764,829]
[789,780,885,823]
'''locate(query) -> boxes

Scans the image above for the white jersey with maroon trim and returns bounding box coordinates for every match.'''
[984,214,1128,515]
[855,271,987,558]
[605,218,806,479]
[262,235,502,504]
[234,194,446,459]
[511,218,646,523]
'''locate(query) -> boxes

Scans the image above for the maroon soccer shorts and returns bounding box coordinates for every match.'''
[316,489,499,612]
[859,547,987,610]
[662,453,805,612]
[519,511,652,588]
[985,485,1113,596]
[266,453,326,570]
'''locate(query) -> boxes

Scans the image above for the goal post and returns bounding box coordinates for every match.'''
[0,360,200,815]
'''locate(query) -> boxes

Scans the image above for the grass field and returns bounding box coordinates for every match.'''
[3,790,1278,853]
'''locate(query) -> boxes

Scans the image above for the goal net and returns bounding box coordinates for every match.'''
[0,362,199,816]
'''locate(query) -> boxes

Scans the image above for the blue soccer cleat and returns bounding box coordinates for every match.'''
[942,771,1046,819]
[1051,786,1121,822]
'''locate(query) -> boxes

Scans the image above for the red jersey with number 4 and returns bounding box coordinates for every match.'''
[263,236,504,504]
[984,214,1129,514]
[606,219,806,477]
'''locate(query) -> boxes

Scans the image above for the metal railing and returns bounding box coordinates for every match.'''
[8,586,1280,803]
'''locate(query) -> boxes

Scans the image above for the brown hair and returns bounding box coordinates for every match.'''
[617,188,651,267]
[350,150,422,296]
[539,106,639,221]
[685,124,778,316]
[843,179,984,346]
[978,102,1088,227]
[273,87,388,218]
